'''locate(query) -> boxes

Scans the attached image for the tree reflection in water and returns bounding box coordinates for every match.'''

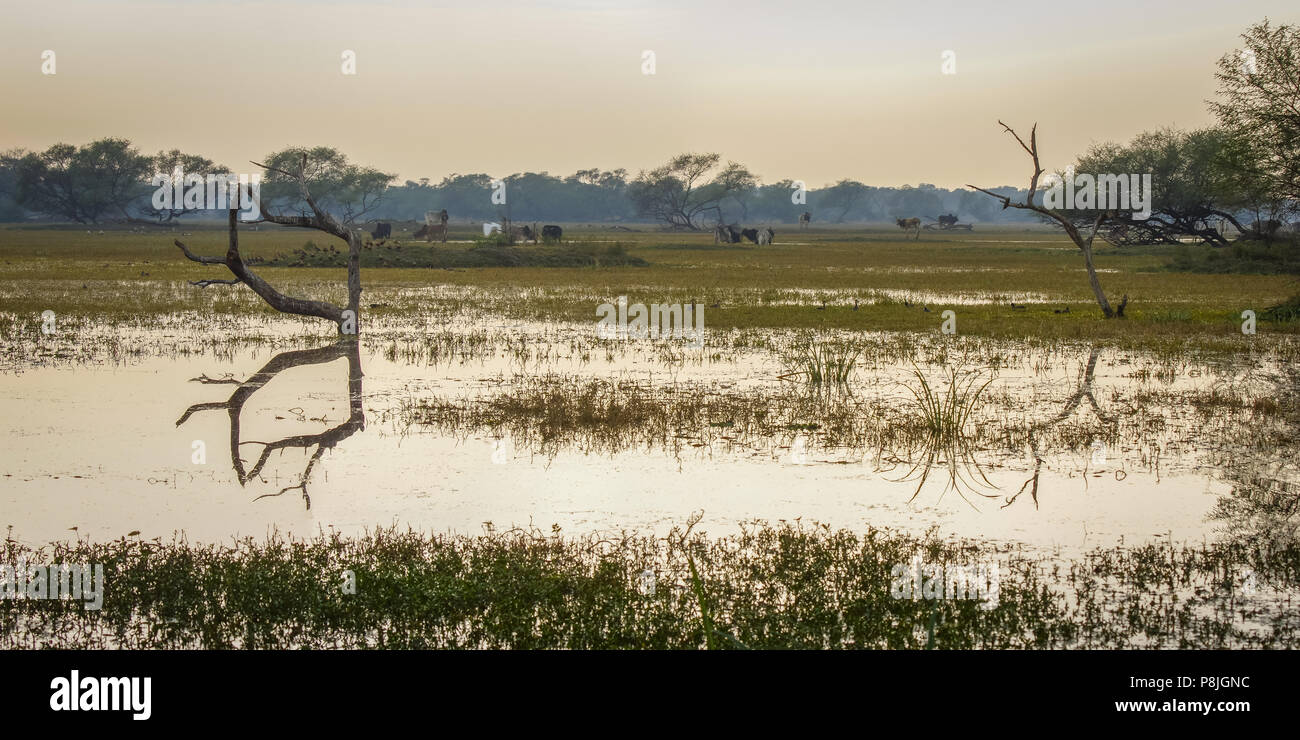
[175,339,364,509]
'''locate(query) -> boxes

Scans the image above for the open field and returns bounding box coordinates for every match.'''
[2,223,1296,357]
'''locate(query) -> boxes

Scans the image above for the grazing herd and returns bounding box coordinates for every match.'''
[504,224,564,243]
[715,224,776,245]
[373,213,563,245]
[369,210,969,249]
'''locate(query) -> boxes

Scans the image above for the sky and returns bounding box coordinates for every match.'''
[0,0,1296,189]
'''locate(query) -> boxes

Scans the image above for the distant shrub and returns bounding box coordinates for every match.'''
[256,241,647,269]
[1166,240,1300,275]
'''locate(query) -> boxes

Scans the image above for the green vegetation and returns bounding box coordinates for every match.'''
[3,522,1296,649]
[780,331,864,384]
[255,239,646,269]
[2,224,1297,357]
[1166,240,1300,274]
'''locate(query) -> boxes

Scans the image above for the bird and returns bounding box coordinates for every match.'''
[923,305,931,313]
[1054,307,1070,314]
[708,301,720,309]
[853,299,860,311]
[816,300,827,311]
[1010,302,1027,310]
[904,298,912,307]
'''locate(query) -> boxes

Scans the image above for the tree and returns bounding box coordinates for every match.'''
[258,146,392,224]
[815,179,871,223]
[0,149,29,222]
[1065,128,1252,247]
[175,152,377,335]
[887,184,945,224]
[969,121,1126,318]
[1210,20,1300,214]
[711,160,759,222]
[14,138,150,223]
[627,153,756,229]
[140,149,230,224]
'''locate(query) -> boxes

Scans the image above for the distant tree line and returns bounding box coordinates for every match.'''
[0,141,1041,228]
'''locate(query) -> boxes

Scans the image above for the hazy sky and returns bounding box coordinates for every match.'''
[1,0,1296,189]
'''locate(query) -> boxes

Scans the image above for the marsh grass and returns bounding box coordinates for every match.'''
[892,366,998,506]
[780,332,864,384]
[4,225,1299,359]
[390,355,1296,485]
[2,522,1298,649]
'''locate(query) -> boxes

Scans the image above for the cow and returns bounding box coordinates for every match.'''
[799,212,811,229]
[415,223,447,242]
[371,222,392,239]
[714,224,739,243]
[741,228,759,244]
[541,224,563,242]
[896,217,921,239]
[509,224,536,243]
[757,227,775,245]
[416,209,450,242]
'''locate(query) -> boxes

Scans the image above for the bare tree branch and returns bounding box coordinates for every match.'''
[969,121,1122,318]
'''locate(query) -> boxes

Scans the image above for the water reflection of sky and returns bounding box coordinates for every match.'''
[4,321,1292,556]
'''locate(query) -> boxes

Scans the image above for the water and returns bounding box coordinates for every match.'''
[1,317,1293,556]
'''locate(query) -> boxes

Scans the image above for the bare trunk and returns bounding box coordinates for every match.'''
[1079,242,1114,318]
[176,154,364,335]
[969,121,1127,319]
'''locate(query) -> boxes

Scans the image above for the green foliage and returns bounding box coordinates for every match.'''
[3,523,1297,649]
[258,145,394,224]
[1166,240,1300,274]
[1212,20,1300,206]
[12,138,151,223]
[1262,292,1300,322]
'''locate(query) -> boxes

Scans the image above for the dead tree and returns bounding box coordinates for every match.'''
[968,122,1127,318]
[175,153,363,334]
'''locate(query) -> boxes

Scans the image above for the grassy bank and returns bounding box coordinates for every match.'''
[1,224,1297,356]
[2,522,1297,649]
